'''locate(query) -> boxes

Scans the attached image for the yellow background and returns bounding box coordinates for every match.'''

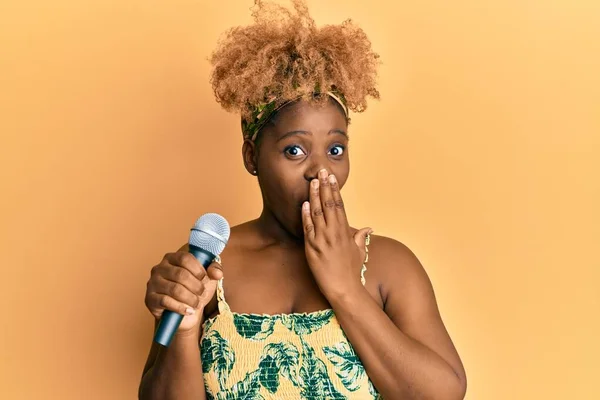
[1,1,598,399]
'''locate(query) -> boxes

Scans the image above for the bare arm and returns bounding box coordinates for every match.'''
[139,321,207,400]
[138,247,222,400]
[328,237,467,400]
[301,171,466,399]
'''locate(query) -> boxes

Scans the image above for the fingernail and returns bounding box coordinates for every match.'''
[303,201,310,210]
[312,179,319,188]
[185,307,195,315]
[319,169,327,179]
[329,174,336,184]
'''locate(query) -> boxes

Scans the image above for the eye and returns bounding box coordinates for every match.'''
[328,145,345,156]
[284,145,306,157]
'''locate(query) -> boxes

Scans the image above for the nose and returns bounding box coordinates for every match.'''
[304,155,330,182]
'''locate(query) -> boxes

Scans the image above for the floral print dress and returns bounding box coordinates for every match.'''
[201,235,381,399]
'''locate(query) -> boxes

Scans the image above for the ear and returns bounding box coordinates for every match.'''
[242,139,258,175]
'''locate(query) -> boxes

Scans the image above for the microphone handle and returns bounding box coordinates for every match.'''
[153,245,216,347]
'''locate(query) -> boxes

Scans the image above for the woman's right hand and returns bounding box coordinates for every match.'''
[145,251,223,334]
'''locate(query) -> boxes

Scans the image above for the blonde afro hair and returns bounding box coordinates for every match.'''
[208,0,381,122]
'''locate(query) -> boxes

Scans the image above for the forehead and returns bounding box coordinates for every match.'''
[268,98,348,134]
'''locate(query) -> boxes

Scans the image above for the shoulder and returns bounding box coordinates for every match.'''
[367,234,417,262]
[365,233,435,307]
[366,233,425,275]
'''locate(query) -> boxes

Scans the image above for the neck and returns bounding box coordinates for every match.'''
[254,206,304,249]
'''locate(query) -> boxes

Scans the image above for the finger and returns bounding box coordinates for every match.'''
[165,252,207,280]
[309,178,326,232]
[301,200,316,241]
[146,292,196,318]
[154,264,203,295]
[328,174,348,225]
[353,228,374,263]
[155,275,201,309]
[196,277,219,307]
[318,169,337,224]
[206,261,224,281]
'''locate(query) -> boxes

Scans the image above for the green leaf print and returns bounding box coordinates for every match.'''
[259,342,301,390]
[258,355,279,393]
[281,310,334,336]
[323,342,365,392]
[216,370,264,400]
[201,330,236,391]
[203,317,216,334]
[299,339,346,399]
[233,314,276,340]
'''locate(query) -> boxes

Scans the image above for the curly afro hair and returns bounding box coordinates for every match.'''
[208,0,381,123]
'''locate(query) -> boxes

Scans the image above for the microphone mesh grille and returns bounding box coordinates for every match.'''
[188,213,230,256]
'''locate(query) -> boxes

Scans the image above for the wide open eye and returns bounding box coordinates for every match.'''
[284,145,306,157]
[328,145,345,156]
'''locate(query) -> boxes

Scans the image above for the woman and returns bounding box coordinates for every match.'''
[139,1,466,399]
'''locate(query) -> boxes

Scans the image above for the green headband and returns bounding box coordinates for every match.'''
[241,91,349,142]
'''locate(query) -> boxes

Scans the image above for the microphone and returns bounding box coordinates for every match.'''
[153,213,231,347]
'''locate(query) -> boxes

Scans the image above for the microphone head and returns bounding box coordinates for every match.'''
[189,213,230,256]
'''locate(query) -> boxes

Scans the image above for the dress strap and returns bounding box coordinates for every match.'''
[213,255,231,313]
[360,233,371,286]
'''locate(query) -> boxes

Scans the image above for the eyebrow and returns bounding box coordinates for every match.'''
[276,129,349,142]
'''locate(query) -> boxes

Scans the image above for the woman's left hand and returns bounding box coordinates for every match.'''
[301,169,372,300]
